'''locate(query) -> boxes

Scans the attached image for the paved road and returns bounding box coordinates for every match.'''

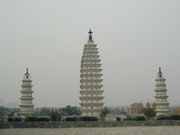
[1,126,180,135]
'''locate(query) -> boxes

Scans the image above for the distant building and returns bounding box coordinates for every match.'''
[170,107,180,115]
[146,102,151,109]
[145,102,156,110]
[130,102,155,115]
[130,102,143,114]
[79,30,104,117]
[114,106,130,114]
[154,68,169,116]
[19,69,34,117]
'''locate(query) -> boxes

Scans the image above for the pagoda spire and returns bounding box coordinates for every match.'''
[26,68,28,74]
[88,29,93,41]
[158,67,162,77]
[25,68,29,78]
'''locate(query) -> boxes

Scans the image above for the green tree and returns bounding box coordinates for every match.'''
[100,107,110,120]
[61,105,81,116]
[34,107,51,117]
[0,107,6,116]
[50,110,58,121]
[143,108,156,118]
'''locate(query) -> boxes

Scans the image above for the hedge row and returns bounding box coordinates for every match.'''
[124,116,146,121]
[65,116,98,121]
[25,117,50,122]
[157,115,180,120]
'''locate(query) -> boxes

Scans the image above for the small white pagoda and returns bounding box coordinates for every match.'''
[19,68,34,117]
[154,68,169,116]
[79,29,104,117]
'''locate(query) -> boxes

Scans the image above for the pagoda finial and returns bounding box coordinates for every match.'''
[158,67,162,77]
[25,68,29,78]
[88,29,93,41]
[26,68,28,74]
[159,67,161,73]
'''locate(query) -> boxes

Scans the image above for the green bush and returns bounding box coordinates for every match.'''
[124,116,146,121]
[116,117,121,121]
[80,116,98,121]
[157,115,180,120]
[65,117,79,121]
[170,115,180,120]
[124,117,134,121]
[134,116,146,121]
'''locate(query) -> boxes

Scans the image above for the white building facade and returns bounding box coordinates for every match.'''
[79,30,104,117]
[154,68,169,116]
[19,69,34,117]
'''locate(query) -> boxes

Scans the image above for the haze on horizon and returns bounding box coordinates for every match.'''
[0,0,180,108]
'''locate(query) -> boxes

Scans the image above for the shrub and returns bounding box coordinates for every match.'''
[157,115,180,120]
[25,117,39,121]
[8,117,13,122]
[80,116,98,121]
[65,117,79,121]
[8,117,22,122]
[25,117,50,122]
[134,116,146,121]
[14,117,22,122]
[170,115,180,120]
[116,117,121,121]
[39,117,50,122]
[124,116,146,121]
[124,117,134,121]
[156,116,171,120]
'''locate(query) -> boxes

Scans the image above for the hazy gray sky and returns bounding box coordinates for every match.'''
[0,0,180,107]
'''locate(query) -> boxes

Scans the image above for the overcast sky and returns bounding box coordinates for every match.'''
[0,0,180,108]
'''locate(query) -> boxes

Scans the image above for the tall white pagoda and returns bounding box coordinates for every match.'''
[154,68,169,116]
[79,30,104,117]
[19,68,34,117]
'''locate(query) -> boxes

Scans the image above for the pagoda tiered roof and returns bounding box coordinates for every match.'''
[154,68,169,116]
[80,103,104,107]
[80,74,103,78]
[80,96,104,100]
[79,30,104,117]
[82,55,100,58]
[80,109,101,113]
[80,79,103,83]
[80,90,104,94]
[20,69,34,117]
[80,85,103,89]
